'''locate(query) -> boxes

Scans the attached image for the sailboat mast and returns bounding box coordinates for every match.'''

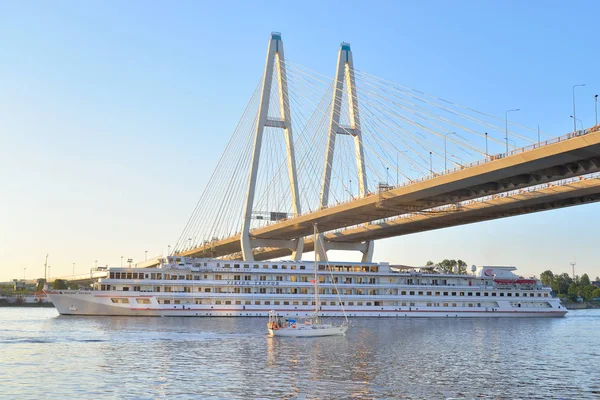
[314,224,319,320]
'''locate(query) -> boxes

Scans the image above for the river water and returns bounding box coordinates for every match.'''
[0,308,598,399]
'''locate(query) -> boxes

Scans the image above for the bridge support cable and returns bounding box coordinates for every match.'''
[240,32,303,261]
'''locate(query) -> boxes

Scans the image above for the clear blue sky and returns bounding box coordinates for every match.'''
[1,1,599,281]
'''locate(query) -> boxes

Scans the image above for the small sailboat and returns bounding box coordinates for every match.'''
[267,225,349,337]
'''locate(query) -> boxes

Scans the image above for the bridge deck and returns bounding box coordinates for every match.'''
[181,128,600,259]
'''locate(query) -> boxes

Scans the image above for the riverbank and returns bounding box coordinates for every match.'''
[564,301,600,310]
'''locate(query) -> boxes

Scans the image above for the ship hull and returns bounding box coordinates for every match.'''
[47,291,567,318]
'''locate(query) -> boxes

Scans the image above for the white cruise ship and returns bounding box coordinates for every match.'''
[46,257,567,318]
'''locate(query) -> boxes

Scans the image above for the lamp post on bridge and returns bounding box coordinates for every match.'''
[570,115,583,131]
[429,151,433,176]
[595,94,598,126]
[444,132,457,170]
[507,138,517,152]
[572,84,585,133]
[386,167,389,184]
[484,132,488,157]
[505,109,520,155]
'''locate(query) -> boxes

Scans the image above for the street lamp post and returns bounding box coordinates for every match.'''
[505,109,520,155]
[444,132,457,170]
[484,132,488,157]
[44,254,49,282]
[572,84,586,133]
[386,167,389,184]
[429,151,433,175]
[595,94,598,126]
[570,115,583,131]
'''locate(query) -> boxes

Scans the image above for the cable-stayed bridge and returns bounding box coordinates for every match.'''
[165,32,600,266]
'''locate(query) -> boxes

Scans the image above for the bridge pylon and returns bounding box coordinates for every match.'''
[317,42,374,263]
[240,32,303,262]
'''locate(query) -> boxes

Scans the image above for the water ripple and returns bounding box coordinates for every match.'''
[0,308,599,399]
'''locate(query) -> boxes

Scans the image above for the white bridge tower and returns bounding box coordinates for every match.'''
[317,42,373,262]
[240,32,303,262]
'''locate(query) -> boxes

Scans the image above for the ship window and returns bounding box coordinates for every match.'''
[110,273,115,279]
[110,298,129,304]
[215,301,222,305]
[330,302,336,306]
[245,300,251,305]
[348,302,354,306]
[234,288,241,294]
[451,292,456,296]
[136,298,150,304]
[435,292,440,296]
[492,293,497,296]
[452,303,457,307]
[460,292,465,296]
[215,275,222,280]
[515,293,519,297]
[253,265,259,269]
[366,302,372,306]
[468,303,473,307]
[163,300,170,305]
[122,287,129,291]
[233,275,241,280]
[544,293,548,297]
[243,264,249,268]
[426,303,432,307]
[273,301,280,305]
[101,285,106,291]
[194,275,200,280]
[259,276,266,281]
[263,265,269,269]
[500,293,504,297]
[530,293,534,297]
[225,301,231,305]
[484,292,489,296]
[426,292,432,296]
[224,264,230,268]
[233,264,239,268]
[302,301,308,306]
[290,265,296,270]
[259,288,266,294]
[283,301,289,305]
[292,301,299,305]
[254,301,261,305]
[443,303,448,307]
[264,301,270,305]
[300,266,306,270]
[418,291,424,296]
[281,265,287,270]
[204,288,211,292]
[507,293,512,297]
[272,265,278,269]
[410,291,415,295]
[244,288,251,294]
[409,302,414,307]
[401,291,406,295]
[174,300,180,304]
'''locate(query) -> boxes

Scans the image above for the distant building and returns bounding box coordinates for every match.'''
[13,279,26,291]
[592,280,600,288]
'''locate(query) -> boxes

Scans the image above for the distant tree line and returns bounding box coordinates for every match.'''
[539,271,600,301]
[425,259,468,274]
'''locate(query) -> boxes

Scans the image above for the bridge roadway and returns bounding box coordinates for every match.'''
[179,127,600,260]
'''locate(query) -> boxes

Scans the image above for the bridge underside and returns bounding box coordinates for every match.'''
[179,130,600,260]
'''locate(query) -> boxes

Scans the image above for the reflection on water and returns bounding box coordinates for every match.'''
[1,308,599,399]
